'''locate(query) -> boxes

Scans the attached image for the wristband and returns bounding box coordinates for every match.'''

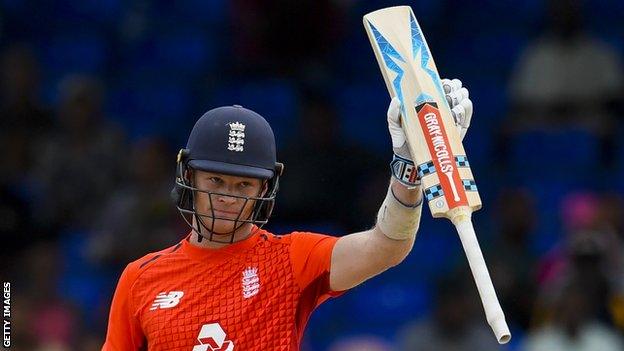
[376,184,423,240]
[390,154,420,189]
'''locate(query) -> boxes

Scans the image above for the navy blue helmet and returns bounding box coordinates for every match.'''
[172,105,283,242]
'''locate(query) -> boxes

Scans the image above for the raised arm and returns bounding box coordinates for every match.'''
[329,79,473,291]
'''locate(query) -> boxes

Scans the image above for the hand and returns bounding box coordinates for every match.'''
[387,78,473,189]
[441,78,473,141]
[387,96,411,159]
[386,78,474,160]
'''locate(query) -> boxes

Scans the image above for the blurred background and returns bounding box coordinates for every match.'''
[1,0,623,350]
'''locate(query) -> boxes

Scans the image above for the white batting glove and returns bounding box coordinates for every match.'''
[387,97,418,188]
[387,78,473,188]
[441,78,473,141]
[387,78,474,156]
[387,96,411,159]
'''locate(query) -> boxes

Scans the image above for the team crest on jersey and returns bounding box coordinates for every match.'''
[150,291,184,310]
[227,122,246,152]
[242,267,260,299]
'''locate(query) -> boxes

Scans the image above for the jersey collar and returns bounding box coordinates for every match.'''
[180,226,266,262]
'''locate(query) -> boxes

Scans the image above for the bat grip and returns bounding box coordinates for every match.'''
[451,209,511,344]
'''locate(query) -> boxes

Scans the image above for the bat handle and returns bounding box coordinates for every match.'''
[451,208,511,344]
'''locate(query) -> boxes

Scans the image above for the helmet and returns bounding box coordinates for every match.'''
[171,105,284,243]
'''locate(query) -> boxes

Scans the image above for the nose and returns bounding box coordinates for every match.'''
[215,193,237,205]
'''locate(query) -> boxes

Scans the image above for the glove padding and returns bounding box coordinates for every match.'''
[387,78,473,161]
[442,78,473,141]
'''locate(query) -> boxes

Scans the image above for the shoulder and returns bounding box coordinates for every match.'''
[125,241,185,279]
[287,231,338,245]
[262,229,337,245]
[256,229,339,254]
[280,231,339,259]
[258,229,292,245]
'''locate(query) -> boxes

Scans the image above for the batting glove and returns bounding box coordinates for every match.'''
[441,78,473,140]
[387,78,473,188]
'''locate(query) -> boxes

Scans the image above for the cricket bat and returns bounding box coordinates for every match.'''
[363,6,511,344]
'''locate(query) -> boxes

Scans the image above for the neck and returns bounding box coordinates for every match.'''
[189,223,255,249]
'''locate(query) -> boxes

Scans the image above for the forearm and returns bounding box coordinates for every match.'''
[330,227,416,291]
[390,177,422,206]
[329,181,423,290]
[330,180,422,291]
[373,178,423,261]
[370,222,416,267]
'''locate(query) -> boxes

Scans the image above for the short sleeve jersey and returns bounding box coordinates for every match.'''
[102,227,342,350]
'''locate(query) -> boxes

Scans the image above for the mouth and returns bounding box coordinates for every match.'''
[212,209,240,216]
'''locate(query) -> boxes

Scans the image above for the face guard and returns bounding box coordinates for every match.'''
[173,105,282,243]
[172,150,283,243]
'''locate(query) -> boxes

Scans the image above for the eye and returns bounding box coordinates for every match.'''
[239,181,252,188]
[209,177,223,184]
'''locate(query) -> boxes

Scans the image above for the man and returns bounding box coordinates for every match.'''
[102,79,473,350]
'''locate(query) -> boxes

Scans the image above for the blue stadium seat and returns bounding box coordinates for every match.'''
[43,32,108,76]
[345,280,431,335]
[124,30,215,80]
[306,298,360,350]
[207,80,299,146]
[108,83,191,141]
[519,177,598,254]
[468,78,509,121]
[333,34,377,81]
[57,230,118,328]
[586,0,624,35]
[38,32,108,105]
[398,216,463,280]
[443,31,528,79]
[353,0,442,19]
[478,32,528,75]
[508,129,600,182]
[3,0,121,37]
[450,0,545,33]
[60,0,122,24]
[530,215,562,255]
[155,0,229,26]
[336,83,388,154]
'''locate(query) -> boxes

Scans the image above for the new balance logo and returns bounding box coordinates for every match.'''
[193,323,234,351]
[150,291,184,310]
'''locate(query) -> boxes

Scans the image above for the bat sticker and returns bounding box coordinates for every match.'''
[415,102,468,207]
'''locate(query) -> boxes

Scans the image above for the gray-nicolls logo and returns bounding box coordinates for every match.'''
[423,112,460,201]
[242,267,259,299]
[227,122,246,152]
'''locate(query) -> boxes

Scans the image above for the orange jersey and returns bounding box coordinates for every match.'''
[102,227,343,350]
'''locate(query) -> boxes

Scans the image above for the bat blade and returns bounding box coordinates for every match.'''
[363,6,481,218]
